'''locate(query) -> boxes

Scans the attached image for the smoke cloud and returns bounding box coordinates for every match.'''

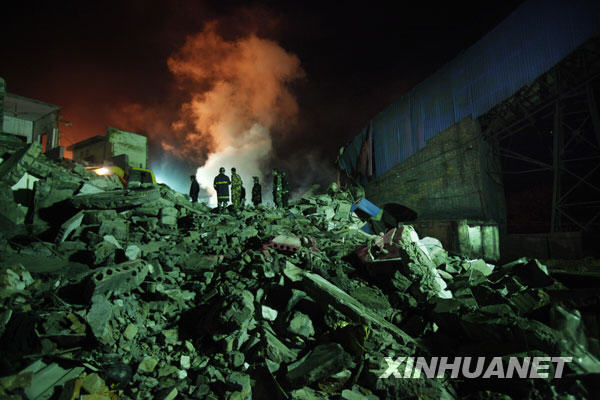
[164,22,305,204]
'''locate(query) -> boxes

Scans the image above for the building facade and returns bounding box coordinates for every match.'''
[0,78,61,151]
[338,0,600,237]
[69,127,148,169]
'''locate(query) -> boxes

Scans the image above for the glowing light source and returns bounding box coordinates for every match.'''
[94,167,111,176]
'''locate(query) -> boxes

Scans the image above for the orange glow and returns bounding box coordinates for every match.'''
[58,19,304,203]
[163,22,305,203]
[165,22,305,159]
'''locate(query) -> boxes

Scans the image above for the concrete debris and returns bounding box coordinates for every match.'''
[288,311,315,338]
[86,294,114,344]
[0,142,42,186]
[138,357,159,374]
[302,271,416,346]
[465,258,495,277]
[263,323,300,365]
[125,244,141,260]
[0,135,598,399]
[56,210,84,243]
[19,360,84,400]
[420,236,448,267]
[286,342,354,387]
[265,234,302,253]
[0,264,34,296]
[72,188,161,209]
[261,305,278,321]
[0,184,27,226]
[87,260,148,296]
[81,372,106,394]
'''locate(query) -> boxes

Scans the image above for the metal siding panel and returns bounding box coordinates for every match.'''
[373,119,389,176]
[395,99,413,165]
[352,0,600,177]
[373,104,395,174]
[372,97,414,176]
[436,68,456,138]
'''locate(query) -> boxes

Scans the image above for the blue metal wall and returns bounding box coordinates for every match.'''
[340,0,600,178]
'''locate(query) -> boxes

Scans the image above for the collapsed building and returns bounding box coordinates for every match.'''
[1,1,600,399]
[1,134,600,399]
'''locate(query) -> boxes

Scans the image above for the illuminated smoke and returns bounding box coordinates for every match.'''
[165,22,305,204]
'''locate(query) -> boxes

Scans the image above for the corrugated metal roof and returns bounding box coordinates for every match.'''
[343,0,600,177]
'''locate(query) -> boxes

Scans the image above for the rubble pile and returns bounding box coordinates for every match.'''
[1,135,600,399]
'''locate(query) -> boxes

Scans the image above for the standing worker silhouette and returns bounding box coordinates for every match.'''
[281,171,290,208]
[189,175,200,203]
[213,167,231,211]
[272,169,282,207]
[231,167,243,210]
[252,176,262,207]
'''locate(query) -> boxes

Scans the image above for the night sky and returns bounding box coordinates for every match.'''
[1,0,523,193]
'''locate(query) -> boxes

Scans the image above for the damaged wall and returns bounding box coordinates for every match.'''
[70,128,148,168]
[106,127,148,169]
[69,136,111,165]
[2,116,32,141]
[1,90,61,148]
[366,117,506,225]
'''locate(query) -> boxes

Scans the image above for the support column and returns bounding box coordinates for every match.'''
[586,84,600,147]
[551,101,563,233]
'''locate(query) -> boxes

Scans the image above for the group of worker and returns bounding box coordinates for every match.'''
[189,167,289,211]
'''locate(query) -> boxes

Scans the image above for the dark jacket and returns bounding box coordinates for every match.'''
[273,174,281,194]
[213,173,231,200]
[252,183,262,205]
[190,180,200,198]
[281,175,289,196]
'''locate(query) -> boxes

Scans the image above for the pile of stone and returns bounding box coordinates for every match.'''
[1,134,599,399]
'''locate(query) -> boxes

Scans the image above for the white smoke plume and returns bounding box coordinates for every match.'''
[194,123,272,203]
[166,22,305,205]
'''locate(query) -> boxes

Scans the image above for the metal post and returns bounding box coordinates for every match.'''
[551,101,562,233]
[52,110,61,149]
[586,84,600,147]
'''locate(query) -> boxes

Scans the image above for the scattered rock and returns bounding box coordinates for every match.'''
[261,305,278,321]
[138,357,159,374]
[82,373,106,394]
[0,135,597,399]
[288,311,315,338]
[286,343,354,387]
[124,324,138,340]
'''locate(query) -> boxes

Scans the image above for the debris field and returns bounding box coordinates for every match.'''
[1,134,600,399]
